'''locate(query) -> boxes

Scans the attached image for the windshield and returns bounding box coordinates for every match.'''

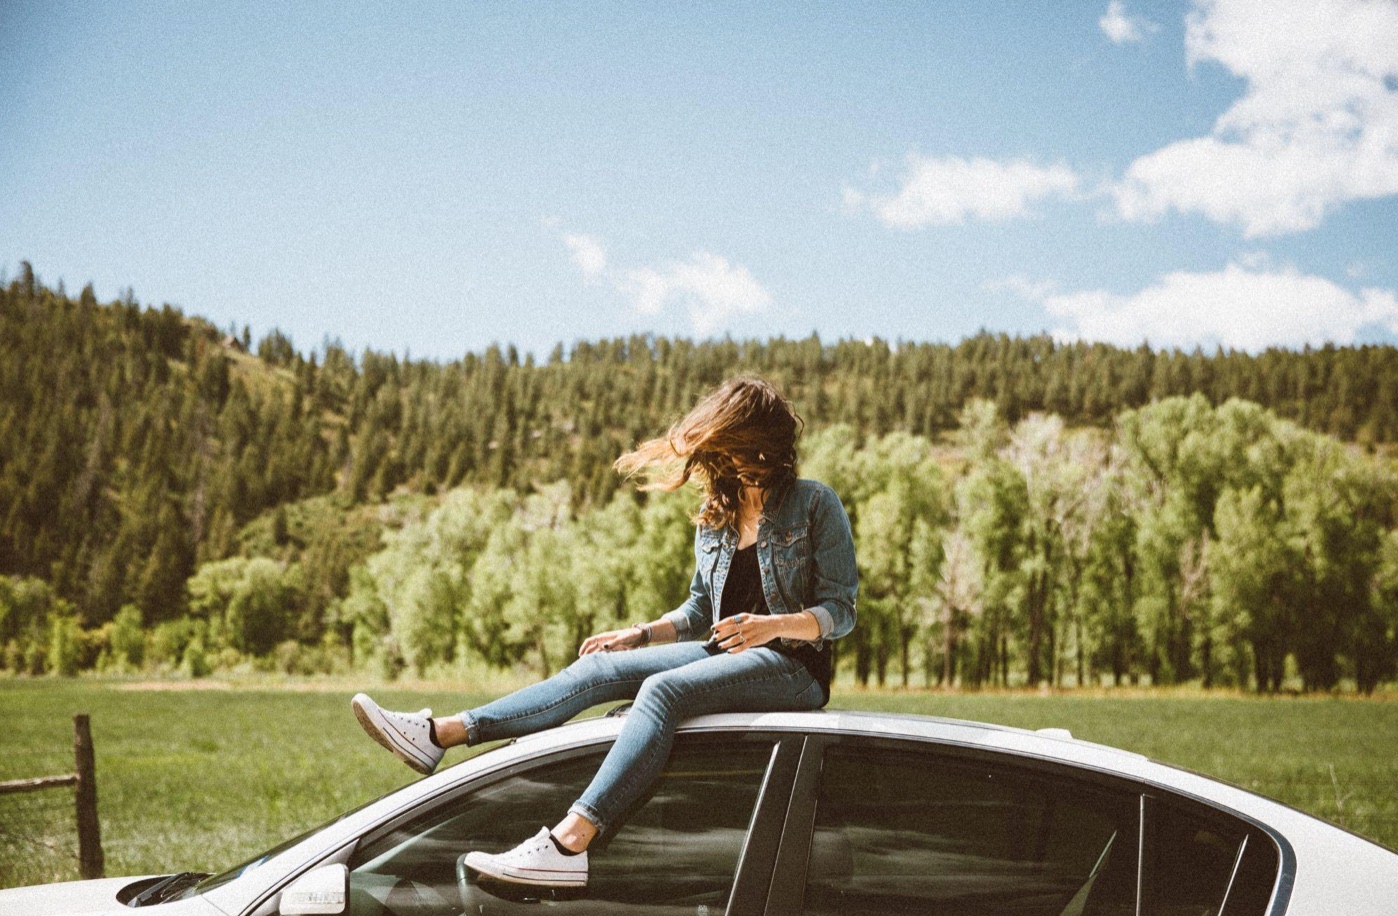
[171,808,358,900]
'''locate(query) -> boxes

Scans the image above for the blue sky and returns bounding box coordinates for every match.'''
[3,0,1397,360]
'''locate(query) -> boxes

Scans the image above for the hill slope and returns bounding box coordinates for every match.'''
[3,262,1398,636]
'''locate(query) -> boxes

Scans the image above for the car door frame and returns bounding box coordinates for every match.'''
[304,727,806,916]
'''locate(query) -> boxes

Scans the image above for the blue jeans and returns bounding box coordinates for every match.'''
[459,643,824,833]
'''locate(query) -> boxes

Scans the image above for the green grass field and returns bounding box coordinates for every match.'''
[2,677,1396,889]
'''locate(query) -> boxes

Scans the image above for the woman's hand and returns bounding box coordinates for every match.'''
[712,613,783,654]
[579,627,645,656]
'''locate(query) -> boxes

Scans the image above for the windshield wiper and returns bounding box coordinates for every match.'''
[128,871,210,907]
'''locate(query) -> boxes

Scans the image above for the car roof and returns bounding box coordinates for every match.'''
[515,705,1149,767]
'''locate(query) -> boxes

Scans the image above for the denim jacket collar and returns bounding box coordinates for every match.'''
[758,475,797,526]
[711,476,796,550]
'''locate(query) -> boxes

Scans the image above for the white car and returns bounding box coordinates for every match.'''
[2,708,1395,916]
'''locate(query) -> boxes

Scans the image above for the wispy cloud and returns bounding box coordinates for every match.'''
[1114,0,1398,237]
[983,274,1059,302]
[563,234,607,281]
[995,262,1398,351]
[1099,1,1155,44]
[552,226,772,335]
[621,254,772,335]
[849,153,1081,229]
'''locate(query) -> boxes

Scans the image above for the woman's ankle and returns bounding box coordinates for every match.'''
[551,811,598,853]
[432,716,469,748]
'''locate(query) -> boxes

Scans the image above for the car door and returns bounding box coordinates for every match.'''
[763,734,1284,916]
[342,730,800,916]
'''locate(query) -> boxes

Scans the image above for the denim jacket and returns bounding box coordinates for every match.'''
[662,478,858,644]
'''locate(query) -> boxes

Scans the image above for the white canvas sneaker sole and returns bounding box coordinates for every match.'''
[350,693,439,775]
[461,852,588,888]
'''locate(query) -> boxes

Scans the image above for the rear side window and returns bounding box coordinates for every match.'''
[802,744,1138,915]
[800,741,1280,916]
[1141,794,1278,916]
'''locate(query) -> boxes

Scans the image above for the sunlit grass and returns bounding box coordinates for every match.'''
[2,676,1395,889]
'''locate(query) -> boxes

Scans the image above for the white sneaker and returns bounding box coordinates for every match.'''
[350,693,444,775]
[463,827,588,888]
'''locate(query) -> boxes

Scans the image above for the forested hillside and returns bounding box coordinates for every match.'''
[2,263,1397,690]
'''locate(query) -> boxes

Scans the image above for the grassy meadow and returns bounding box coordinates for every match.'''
[2,677,1396,889]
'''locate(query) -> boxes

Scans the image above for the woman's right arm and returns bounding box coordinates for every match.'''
[660,527,714,641]
[579,527,711,656]
[578,618,678,655]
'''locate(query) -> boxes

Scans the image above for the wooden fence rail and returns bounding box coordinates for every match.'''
[0,714,104,879]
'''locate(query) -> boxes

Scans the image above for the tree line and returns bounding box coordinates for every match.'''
[2,264,1397,690]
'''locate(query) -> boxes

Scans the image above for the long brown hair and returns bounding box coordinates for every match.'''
[614,376,803,531]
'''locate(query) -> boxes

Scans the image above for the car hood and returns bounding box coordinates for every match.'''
[0,876,225,916]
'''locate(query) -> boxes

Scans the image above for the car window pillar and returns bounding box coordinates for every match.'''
[725,735,805,915]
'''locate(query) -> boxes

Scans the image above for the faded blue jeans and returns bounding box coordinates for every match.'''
[459,642,824,833]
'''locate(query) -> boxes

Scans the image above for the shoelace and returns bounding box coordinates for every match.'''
[519,837,552,860]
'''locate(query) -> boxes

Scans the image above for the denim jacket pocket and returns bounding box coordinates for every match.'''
[768,523,812,615]
[770,523,810,571]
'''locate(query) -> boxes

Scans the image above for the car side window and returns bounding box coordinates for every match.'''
[801,743,1139,916]
[1140,795,1279,916]
[347,736,776,916]
[799,741,1281,916]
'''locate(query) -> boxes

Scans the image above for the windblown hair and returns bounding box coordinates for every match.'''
[614,376,803,531]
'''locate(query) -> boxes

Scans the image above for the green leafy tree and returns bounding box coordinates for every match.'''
[1210,486,1299,690]
[1283,439,1388,691]
[854,433,947,686]
[225,558,294,656]
[1368,531,1398,694]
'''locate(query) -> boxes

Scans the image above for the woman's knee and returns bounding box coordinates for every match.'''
[560,651,614,686]
[634,670,682,711]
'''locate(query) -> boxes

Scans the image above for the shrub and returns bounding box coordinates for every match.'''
[47,615,83,677]
[181,635,211,678]
[148,617,199,671]
[109,605,146,670]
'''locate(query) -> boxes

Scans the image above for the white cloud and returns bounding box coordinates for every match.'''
[840,186,866,213]
[1347,259,1376,280]
[983,274,1058,302]
[853,154,1081,228]
[552,226,772,335]
[1099,1,1155,43]
[563,234,608,280]
[1115,0,1398,237]
[998,262,1398,351]
[621,253,773,335]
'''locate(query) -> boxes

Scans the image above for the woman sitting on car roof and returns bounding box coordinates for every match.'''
[351,375,858,889]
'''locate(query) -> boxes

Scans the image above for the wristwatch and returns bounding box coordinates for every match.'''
[631,622,652,646]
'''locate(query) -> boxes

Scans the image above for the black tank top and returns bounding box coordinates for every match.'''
[711,543,831,704]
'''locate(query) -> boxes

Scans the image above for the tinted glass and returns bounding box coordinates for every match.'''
[347,737,774,916]
[802,744,1139,916]
[1140,795,1278,916]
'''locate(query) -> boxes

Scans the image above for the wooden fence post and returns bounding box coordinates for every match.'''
[73,714,104,880]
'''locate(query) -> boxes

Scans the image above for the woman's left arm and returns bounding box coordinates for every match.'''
[803,484,859,640]
[712,608,820,651]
